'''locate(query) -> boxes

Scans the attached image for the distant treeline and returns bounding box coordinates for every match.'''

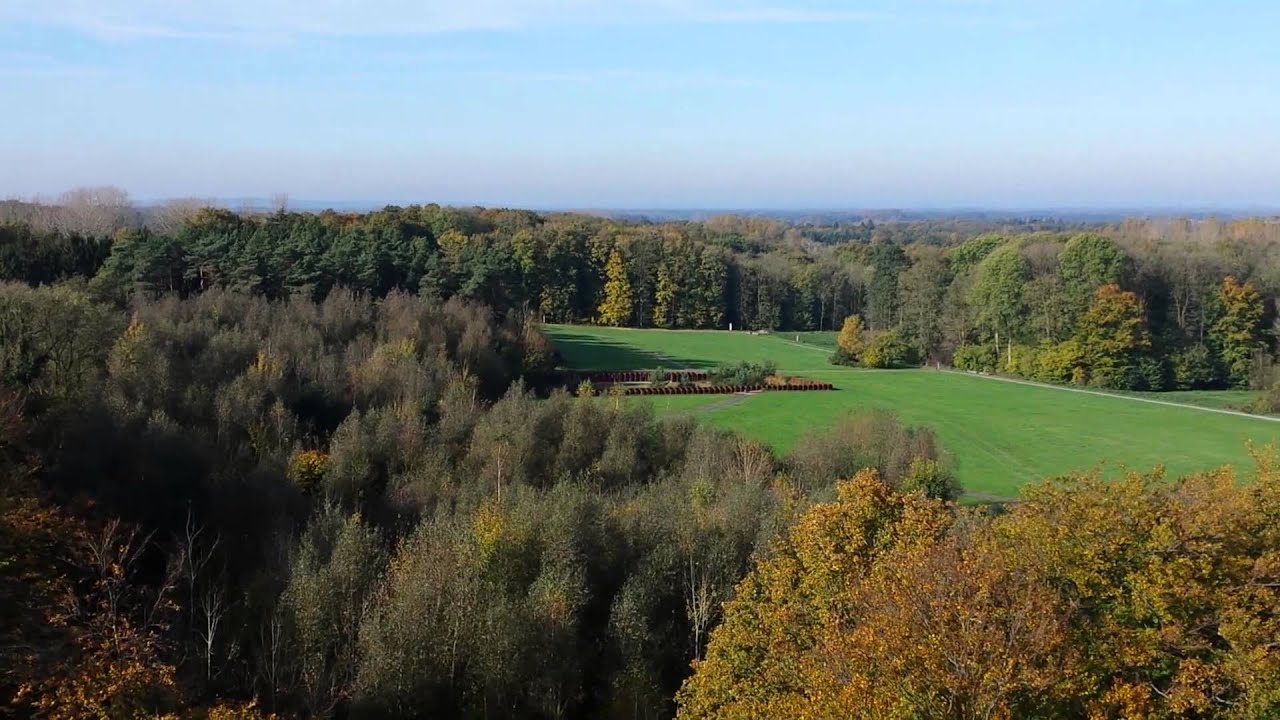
[3,197,1280,393]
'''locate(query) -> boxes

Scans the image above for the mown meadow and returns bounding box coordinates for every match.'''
[545,324,1280,498]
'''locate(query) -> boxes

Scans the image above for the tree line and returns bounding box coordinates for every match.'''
[4,196,1280,392]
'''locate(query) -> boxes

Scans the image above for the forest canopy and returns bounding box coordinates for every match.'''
[4,194,1280,718]
[5,196,1279,392]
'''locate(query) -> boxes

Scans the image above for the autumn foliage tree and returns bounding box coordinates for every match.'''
[678,457,1280,719]
[1073,282,1151,388]
[833,314,864,364]
[1214,276,1267,387]
[597,248,633,326]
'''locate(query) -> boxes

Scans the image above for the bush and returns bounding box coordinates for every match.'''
[1250,385,1280,414]
[1033,340,1082,383]
[1172,344,1219,389]
[899,457,960,502]
[787,410,943,494]
[710,360,778,386]
[1131,356,1168,391]
[861,331,913,369]
[953,344,996,372]
[1005,344,1040,377]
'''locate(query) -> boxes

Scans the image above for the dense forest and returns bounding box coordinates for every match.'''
[5,194,1280,394]
[3,192,1280,718]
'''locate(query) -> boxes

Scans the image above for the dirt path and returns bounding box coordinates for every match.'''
[934,370,1280,422]
[772,336,1280,424]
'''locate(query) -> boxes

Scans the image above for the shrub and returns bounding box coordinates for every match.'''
[1172,344,1219,389]
[1033,340,1082,383]
[899,457,960,502]
[710,360,778,386]
[787,410,943,494]
[1131,356,1168,391]
[861,331,912,369]
[953,344,996,372]
[1005,344,1040,377]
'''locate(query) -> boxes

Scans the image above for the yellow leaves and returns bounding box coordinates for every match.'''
[436,229,469,261]
[109,314,148,370]
[681,454,1280,719]
[836,314,864,359]
[597,249,633,326]
[15,627,180,720]
[287,448,330,492]
[678,468,954,719]
[472,500,504,562]
[195,700,278,720]
[248,349,283,382]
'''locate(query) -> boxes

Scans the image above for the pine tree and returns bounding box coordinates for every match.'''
[597,248,633,326]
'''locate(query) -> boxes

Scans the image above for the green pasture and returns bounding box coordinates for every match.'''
[546,324,1280,498]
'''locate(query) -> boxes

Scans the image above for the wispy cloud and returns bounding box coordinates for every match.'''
[0,49,103,78]
[0,0,1052,42]
[461,67,772,89]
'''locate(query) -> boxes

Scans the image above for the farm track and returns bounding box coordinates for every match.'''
[780,338,1280,424]
[802,367,1280,424]
[547,325,1280,498]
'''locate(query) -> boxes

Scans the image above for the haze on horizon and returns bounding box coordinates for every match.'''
[1,0,1277,210]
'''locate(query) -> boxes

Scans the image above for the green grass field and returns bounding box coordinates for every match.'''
[545,324,835,372]
[546,324,1280,498]
[604,393,738,416]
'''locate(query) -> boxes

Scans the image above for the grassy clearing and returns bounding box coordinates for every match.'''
[544,324,833,372]
[548,325,1280,498]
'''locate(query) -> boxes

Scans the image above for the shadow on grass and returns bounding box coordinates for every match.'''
[547,335,718,371]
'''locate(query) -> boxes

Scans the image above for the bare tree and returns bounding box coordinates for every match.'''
[81,519,179,651]
[685,555,719,662]
[175,511,231,684]
[146,197,212,234]
[733,437,774,487]
[57,185,134,236]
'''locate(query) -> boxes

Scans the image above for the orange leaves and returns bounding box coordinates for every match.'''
[286,448,330,492]
[680,456,1280,718]
[677,470,952,719]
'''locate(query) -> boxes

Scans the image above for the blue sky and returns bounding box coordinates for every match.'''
[1,1,1277,209]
